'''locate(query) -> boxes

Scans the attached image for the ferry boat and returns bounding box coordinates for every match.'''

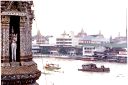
[44,63,61,71]
[78,63,110,72]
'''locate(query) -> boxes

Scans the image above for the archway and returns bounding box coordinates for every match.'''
[9,16,20,62]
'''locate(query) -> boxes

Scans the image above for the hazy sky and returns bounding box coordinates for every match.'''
[32,0,128,38]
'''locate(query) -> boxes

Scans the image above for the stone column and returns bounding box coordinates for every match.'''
[1,15,10,65]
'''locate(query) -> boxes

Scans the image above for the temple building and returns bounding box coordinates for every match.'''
[1,1,41,85]
[32,30,47,44]
[32,30,53,44]
[75,28,87,38]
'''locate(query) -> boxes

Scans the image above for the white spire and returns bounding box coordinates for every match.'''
[81,28,84,33]
[99,30,101,35]
[118,32,120,37]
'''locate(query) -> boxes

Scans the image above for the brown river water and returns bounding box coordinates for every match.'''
[33,57,128,85]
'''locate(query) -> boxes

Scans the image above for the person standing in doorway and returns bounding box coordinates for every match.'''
[11,33,17,62]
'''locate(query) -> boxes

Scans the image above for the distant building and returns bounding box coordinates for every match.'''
[110,34,127,48]
[109,47,127,57]
[56,31,79,47]
[75,28,87,38]
[32,30,52,44]
[82,45,106,56]
[78,31,109,45]
[83,46,95,56]
[32,44,40,54]
[32,30,47,44]
[112,36,126,43]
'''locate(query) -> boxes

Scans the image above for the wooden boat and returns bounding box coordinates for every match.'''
[44,63,61,71]
[78,63,110,72]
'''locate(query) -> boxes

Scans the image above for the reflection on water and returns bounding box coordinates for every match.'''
[33,58,128,85]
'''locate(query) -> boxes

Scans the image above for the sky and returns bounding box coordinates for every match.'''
[32,0,128,38]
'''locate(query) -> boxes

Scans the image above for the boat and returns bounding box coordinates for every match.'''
[78,63,110,72]
[81,57,98,61]
[44,63,61,71]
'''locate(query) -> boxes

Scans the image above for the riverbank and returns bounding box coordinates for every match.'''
[33,54,127,64]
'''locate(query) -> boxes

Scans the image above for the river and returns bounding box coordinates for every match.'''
[33,58,128,85]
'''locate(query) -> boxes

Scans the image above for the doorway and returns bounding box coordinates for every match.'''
[9,16,20,62]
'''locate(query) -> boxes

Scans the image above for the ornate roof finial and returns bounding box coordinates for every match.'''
[37,30,41,36]
[99,30,101,35]
[62,30,66,36]
[118,32,120,37]
[81,28,84,33]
